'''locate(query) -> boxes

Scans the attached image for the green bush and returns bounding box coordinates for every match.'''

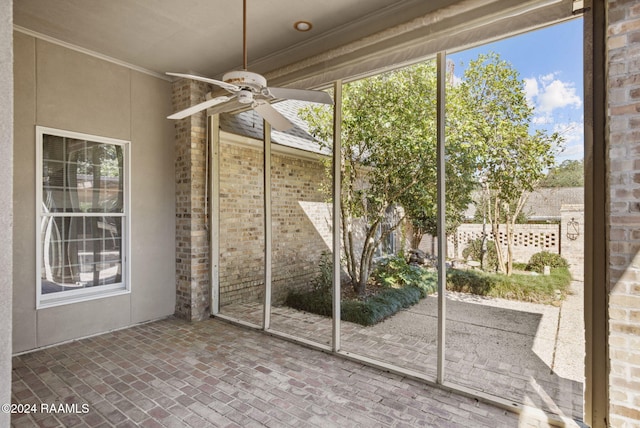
[340,286,422,326]
[461,237,498,271]
[526,251,569,273]
[372,255,437,297]
[447,266,572,304]
[446,269,494,295]
[284,286,421,326]
[313,251,333,294]
[285,289,332,317]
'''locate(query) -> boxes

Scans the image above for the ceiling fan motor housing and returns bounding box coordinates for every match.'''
[222,70,268,92]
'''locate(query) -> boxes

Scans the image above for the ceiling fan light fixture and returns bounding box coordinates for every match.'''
[237,89,254,104]
[293,21,312,32]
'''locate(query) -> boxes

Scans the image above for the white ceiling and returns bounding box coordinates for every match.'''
[13,0,459,80]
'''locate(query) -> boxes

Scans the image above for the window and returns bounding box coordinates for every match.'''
[36,127,130,308]
[374,205,401,259]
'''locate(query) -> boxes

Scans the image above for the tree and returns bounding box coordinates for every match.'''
[454,53,563,275]
[301,62,476,294]
[540,159,584,187]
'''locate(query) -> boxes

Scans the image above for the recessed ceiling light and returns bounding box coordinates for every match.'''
[293,21,313,32]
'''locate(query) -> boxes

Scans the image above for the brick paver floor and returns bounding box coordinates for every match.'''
[11,316,573,427]
[219,291,584,423]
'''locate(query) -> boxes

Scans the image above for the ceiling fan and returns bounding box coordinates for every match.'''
[166,0,333,131]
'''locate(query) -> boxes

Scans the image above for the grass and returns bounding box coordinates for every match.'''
[447,267,572,304]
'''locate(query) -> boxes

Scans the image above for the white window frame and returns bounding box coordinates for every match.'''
[36,126,131,309]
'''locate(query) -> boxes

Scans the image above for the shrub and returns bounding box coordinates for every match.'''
[447,266,572,304]
[340,286,422,326]
[285,289,332,317]
[446,269,494,295]
[372,255,437,297]
[284,286,421,326]
[461,237,498,271]
[284,254,435,326]
[313,251,333,294]
[526,251,569,273]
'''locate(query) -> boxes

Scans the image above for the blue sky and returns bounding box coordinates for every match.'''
[448,18,584,162]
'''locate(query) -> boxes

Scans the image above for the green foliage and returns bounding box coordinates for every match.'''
[340,287,422,326]
[284,286,422,326]
[371,255,437,297]
[312,251,333,294]
[447,267,572,304]
[284,255,437,326]
[461,238,499,272]
[540,159,584,187]
[452,52,564,274]
[299,60,476,291]
[284,290,333,318]
[526,251,569,273]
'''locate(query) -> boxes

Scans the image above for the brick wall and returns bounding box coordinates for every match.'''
[173,79,210,321]
[218,140,330,306]
[218,143,265,306]
[607,1,640,425]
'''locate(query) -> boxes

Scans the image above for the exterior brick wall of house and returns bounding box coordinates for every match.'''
[219,141,330,307]
[607,1,640,425]
[173,79,211,321]
[218,143,266,306]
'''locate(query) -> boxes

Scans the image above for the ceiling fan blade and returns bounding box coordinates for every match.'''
[253,101,294,131]
[207,98,246,115]
[166,72,240,93]
[167,96,232,120]
[267,87,333,105]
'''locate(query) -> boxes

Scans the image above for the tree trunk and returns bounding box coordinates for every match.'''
[505,217,513,276]
[490,196,507,274]
[410,226,423,250]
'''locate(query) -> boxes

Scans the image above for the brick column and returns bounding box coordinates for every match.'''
[172,78,210,321]
[607,1,640,425]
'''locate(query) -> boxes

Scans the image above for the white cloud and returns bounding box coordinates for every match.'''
[537,80,582,113]
[540,73,556,83]
[523,78,539,106]
[524,74,582,115]
[556,140,584,162]
[533,114,554,125]
[554,121,584,146]
[548,120,584,161]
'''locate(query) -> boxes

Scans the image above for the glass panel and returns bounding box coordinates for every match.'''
[268,95,334,346]
[444,19,584,420]
[336,61,440,377]
[217,130,265,326]
[42,135,123,214]
[41,216,123,294]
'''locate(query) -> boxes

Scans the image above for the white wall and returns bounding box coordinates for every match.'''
[0,2,13,426]
[13,33,176,353]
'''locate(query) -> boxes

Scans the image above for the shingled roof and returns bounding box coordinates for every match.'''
[219,99,330,155]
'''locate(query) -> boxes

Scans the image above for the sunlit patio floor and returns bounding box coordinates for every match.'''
[219,282,585,424]
[11,285,585,427]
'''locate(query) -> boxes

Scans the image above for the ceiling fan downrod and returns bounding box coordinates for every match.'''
[243,0,247,71]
